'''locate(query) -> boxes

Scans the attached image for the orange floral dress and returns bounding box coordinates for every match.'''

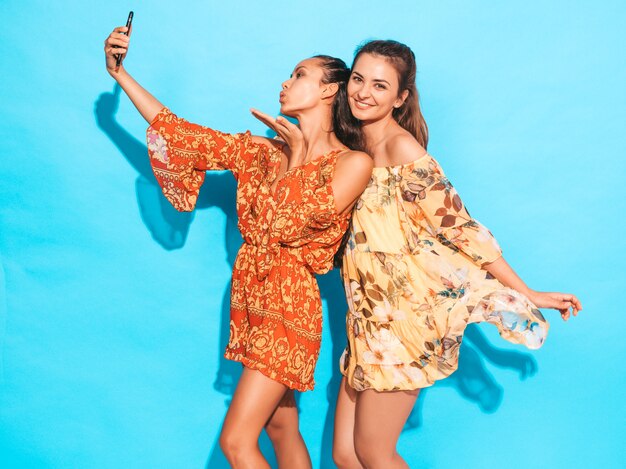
[146,108,351,391]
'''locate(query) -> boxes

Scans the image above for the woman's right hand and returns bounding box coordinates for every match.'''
[250,109,307,169]
[527,290,583,321]
[104,26,131,74]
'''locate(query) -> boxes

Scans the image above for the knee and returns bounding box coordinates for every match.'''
[219,429,247,464]
[265,414,299,446]
[332,443,359,469]
[354,437,394,468]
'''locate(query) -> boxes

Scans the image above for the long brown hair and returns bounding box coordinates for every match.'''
[332,41,429,267]
[356,40,429,149]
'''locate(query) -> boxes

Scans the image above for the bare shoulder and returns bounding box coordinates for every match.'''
[335,150,374,176]
[331,150,373,214]
[385,132,427,164]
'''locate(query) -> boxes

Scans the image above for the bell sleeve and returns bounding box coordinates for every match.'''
[405,156,503,266]
[146,107,251,211]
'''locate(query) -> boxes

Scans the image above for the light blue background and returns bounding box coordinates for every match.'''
[1,1,624,468]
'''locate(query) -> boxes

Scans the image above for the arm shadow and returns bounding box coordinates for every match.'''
[311,262,539,438]
[95,85,272,467]
[405,324,538,430]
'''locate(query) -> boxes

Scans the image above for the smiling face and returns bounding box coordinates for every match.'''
[279,58,328,116]
[347,53,407,122]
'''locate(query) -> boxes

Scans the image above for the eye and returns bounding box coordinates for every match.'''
[295,71,303,78]
[374,83,387,90]
[351,75,363,83]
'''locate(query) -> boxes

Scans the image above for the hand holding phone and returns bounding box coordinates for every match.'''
[115,11,134,67]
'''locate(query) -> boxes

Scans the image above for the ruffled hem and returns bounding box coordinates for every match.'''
[341,286,549,392]
[224,350,314,393]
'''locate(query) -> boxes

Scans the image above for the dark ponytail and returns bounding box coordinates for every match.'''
[314,55,366,151]
[331,82,365,152]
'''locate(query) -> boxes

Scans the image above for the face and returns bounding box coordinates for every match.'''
[279,58,329,116]
[347,53,407,122]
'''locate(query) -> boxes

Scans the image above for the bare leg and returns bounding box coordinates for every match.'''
[332,377,362,469]
[353,388,420,469]
[219,367,289,469]
[264,390,312,469]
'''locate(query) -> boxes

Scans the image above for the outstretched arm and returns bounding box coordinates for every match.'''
[104,25,164,123]
[394,136,583,320]
[483,256,582,321]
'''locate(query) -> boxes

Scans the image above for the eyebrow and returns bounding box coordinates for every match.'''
[353,71,391,86]
[291,66,308,76]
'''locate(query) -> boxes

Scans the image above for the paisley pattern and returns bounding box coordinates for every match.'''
[340,154,549,392]
[147,108,350,391]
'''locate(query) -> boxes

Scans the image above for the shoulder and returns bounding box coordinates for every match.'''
[385,132,427,162]
[335,150,374,175]
[249,134,287,153]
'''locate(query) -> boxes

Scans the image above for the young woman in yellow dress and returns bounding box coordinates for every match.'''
[332,40,582,469]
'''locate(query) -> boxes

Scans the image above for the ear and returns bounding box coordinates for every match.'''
[394,89,409,108]
[321,82,339,100]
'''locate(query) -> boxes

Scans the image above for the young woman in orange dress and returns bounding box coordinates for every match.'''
[104,25,372,468]
[331,40,583,469]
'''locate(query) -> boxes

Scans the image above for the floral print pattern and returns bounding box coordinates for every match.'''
[147,108,351,391]
[340,154,549,391]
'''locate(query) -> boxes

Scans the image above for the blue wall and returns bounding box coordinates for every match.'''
[1,1,624,467]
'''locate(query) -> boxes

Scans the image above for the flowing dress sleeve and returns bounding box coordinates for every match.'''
[146,107,251,211]
[404,155,503,266]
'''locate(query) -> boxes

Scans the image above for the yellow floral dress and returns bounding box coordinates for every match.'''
[340,153,549,391]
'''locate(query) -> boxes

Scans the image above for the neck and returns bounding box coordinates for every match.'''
[361,113,398,153]
[296,106,344,160]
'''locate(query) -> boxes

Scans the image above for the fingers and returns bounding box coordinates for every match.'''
[557,293,582,318]
[273,117,295,137]
[106,33,130,48]
[107,46,127,55]
[104,27,130,53]
[250,109,304,149]
[250,109,291,138]
[275,115,299,132]
[250,108,277,131]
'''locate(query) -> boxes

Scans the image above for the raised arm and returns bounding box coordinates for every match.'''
[104,25,163,123]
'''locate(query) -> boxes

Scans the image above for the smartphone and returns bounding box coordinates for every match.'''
[115,11,134,67]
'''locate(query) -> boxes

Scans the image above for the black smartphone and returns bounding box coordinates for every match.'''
[115,11,134,67]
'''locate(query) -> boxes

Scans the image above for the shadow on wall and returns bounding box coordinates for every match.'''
[95,85,539,468]
[94,85,276,466]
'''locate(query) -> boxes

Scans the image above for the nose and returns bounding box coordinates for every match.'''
[355,84,370,101]
[281,78,291,90]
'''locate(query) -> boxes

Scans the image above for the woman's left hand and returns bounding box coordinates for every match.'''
[528,291,583,321]
[250,109,306,168]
